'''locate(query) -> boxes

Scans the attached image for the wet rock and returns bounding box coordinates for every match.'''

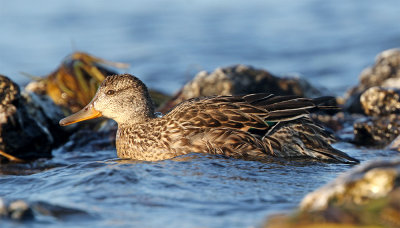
[353,115,400,147]
[0,198,92,222]
[301,159,400,211]
[8,200,34,221]
[0,198,34,221]
[0,75,54,162]
[22,91,69,147]
[159,65,322,113]
[266,159,400,228]
[360,86,400,116]
[60,122,117,152]
[344,48,400,113]
[32,201,92,220]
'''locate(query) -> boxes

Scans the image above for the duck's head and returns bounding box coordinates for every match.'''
[59,74,155,126]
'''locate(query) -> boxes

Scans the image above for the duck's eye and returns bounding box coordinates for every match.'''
[106,90,115,95]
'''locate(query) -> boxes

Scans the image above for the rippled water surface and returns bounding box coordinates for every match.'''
[1,143,397,228]
[1,1,400,227]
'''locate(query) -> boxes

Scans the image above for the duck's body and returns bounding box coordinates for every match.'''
[60,74,359,163]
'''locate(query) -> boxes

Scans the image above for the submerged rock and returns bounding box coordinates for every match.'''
[0,75,54,162]
[8,200,34,221]
[31,201,92,220]
[158,65,323,113]
[344,48,400,113]
[266,158,400,228]
[0,199,34,221]
[0,198,92,222]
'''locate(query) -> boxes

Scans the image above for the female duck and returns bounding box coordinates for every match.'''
[60,74,359,163]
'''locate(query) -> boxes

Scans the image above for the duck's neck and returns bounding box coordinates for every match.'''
[116,110,156,128]
[113,94,156,126]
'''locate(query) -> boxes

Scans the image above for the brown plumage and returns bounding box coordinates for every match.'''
[59,74,359,163]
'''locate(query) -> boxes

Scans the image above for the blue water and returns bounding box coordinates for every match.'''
[1,1,400,227]
[1,0,400,95]
[1,143,382,228]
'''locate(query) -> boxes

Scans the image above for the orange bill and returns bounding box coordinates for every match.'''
[59,103,102,126]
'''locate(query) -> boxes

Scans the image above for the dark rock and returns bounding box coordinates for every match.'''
[353,115,400,147]
[22,91,70,147]
[0,75,53,162]
[60,121,117,152]
[360,86,400,116]
[344,48,400,113]
[158,65,323,113]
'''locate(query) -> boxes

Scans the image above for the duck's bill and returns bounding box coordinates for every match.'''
[59,104,102,126]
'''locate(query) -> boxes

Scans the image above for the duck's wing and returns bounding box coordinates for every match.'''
[165,93,330,132]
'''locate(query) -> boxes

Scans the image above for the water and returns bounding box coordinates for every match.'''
[1,143,385,228]
[1,1,400,227]
[1,0,400,95]
[1,140,397,228]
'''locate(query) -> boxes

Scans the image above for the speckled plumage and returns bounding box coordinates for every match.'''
[60,74,359,163]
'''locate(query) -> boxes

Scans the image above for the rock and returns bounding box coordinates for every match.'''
[344,48,400,113]
[31,201,91,220]
[0,75,54,162]
[342,50,400,148]
[8,200,34,221]
[353,115,400,147]
[0,198,34,221]
[22,91,70,146]
[360,86,400,116]
[0,198,92,222]
[158,65,323,113]
[60,122,117,152]
[301,159,400,211]
[265,159,400,227]
[25,52,129,113]
[359,48,400,90]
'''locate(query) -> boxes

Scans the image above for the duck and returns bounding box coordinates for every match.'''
[59,74,359,163]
